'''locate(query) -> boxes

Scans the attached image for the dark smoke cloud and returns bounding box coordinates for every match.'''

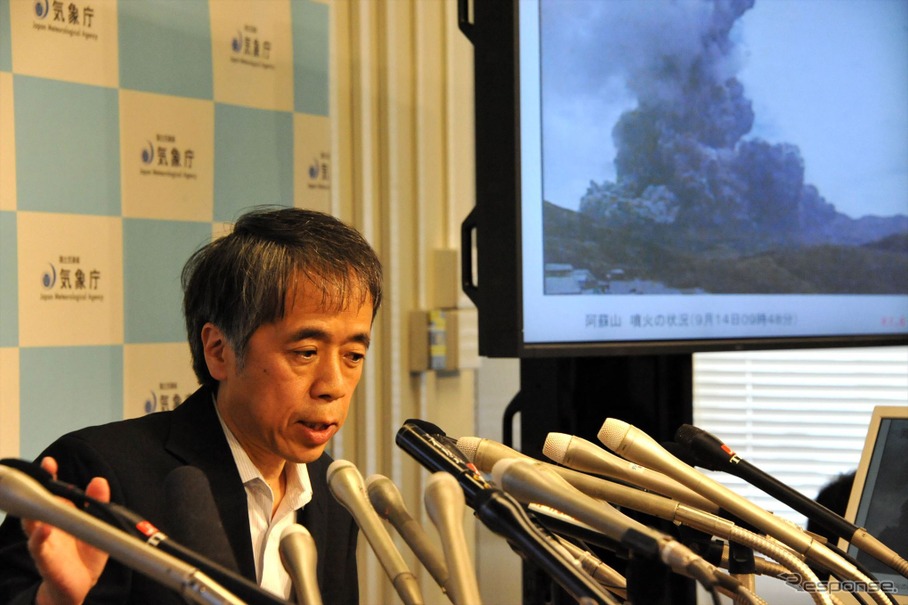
[542,0,904,248]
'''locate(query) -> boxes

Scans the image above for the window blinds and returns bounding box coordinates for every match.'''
[692,346,908,527]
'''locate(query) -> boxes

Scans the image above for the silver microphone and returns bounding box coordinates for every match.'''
[0,465,244,605]
[424,472,482,605]
[489,457,717,587]
[543,432,717,512]
[279,524,322,605]
[326,460,424,605]
[365,474,452,597]
[459,435,755,539]
[598,418,872,588]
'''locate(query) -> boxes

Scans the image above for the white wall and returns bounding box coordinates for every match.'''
[330,1,492,601]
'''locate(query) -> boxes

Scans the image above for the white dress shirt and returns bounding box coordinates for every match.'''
[214,399,313,599]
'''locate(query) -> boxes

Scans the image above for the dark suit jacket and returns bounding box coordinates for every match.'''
[0,386,359,604]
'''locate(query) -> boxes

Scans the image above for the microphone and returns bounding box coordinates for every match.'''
[673,424,908,577]
[454,439,799,603]
[365,474,452,596]
[326,460,424,605]
[279,524,322,605]
[396,419,617,604]
[459,437,772,548]
[457,437,709,534]
[489,457,721,589]
[551,535,627,598]
[541,433,718,513]
[490,458,658,558]
[0,464,245,605]
[161,466,239,572]
[598,418,880,589]
[424,472,481,605]
[0,459,288,605]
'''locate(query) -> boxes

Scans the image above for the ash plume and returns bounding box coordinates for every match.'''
[548,0,907,252]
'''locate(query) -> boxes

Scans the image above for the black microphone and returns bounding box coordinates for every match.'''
[0,458,126,528]
[395,419,618,605]
[0,459,289,605]
[161,466,292,604]
[162,467,240,573]
[673,424,908,577]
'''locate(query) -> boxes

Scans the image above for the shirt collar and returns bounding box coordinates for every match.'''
[212,393,312,510]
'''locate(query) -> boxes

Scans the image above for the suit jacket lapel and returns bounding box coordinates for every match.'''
[163,386,339,590]
[164,387,257,579]
[297,454,330,590]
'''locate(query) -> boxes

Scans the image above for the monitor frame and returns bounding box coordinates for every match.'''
[839,405,908,603]
[460,0,908,359]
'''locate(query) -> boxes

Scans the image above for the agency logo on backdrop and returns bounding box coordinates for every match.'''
[40,254,104,303]
[307,151,330,191]
[229,24,275,70]
[143,381,192,414]
[32,0,99,42]
[138,133,198,181]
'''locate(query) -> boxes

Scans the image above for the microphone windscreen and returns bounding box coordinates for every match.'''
[163,466,239,572]
[674,424,699,446]
[598,418,630,451]
[540,433,571,463]
[454,437,480,462]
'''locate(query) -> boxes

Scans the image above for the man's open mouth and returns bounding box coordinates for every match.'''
[301,421,332,431]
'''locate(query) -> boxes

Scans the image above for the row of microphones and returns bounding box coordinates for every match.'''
[541,432,718,512]
[452,421,907,604]
[326,457,485,605]
[487,457,724,590]
[457,434,835,602]
[395,418,620,604]
[598,418,902,602]
[457,436,762,603]
[326,459,425,605]
[7,415,903,605]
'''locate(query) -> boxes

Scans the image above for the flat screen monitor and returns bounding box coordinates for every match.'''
[840,405,908,602]
[461,0,908,357]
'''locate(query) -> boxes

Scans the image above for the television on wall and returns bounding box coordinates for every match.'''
[460,0,908,358]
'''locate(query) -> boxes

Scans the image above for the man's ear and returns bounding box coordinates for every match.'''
[201,323,230,381]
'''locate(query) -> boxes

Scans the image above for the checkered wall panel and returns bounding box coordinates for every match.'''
[0,0,332,462]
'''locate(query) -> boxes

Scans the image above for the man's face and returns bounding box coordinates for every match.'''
[206,279,373,468]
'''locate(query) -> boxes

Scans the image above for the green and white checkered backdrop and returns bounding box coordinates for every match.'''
[0,0,332,462]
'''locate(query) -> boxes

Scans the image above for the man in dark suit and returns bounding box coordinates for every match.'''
[0,206,383,605]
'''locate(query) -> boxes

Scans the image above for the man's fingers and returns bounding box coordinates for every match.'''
[39,456,59,480]
[21,517,39,538]
[85,476,110,504]
[24,520,53,557]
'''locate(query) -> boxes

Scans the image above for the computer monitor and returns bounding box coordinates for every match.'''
[463,0,908,358]
[841,405,908,602]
